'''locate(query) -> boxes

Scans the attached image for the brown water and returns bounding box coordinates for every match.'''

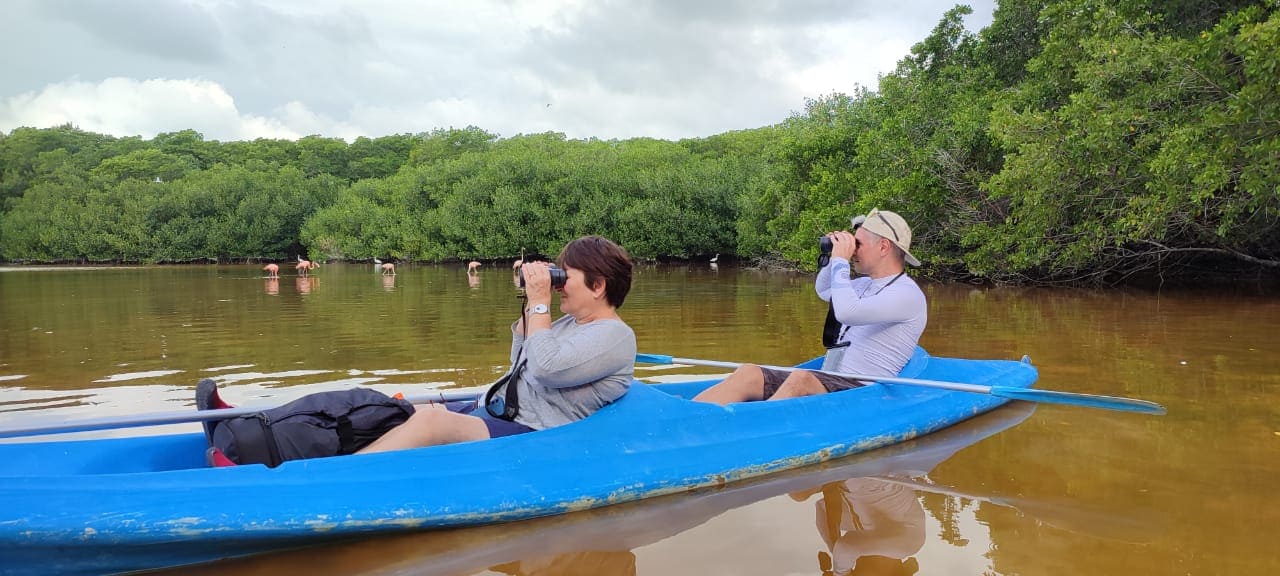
[1,263,1277,576]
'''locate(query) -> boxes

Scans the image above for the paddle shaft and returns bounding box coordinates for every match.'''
[637,353,1166,415]
[0,350,1165,439]
[875,475,1015,506]
[0,389,483,439]
[873,475,1154,541]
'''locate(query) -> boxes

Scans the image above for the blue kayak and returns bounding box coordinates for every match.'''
[191,401,1038,576]
[0,348,1037,575]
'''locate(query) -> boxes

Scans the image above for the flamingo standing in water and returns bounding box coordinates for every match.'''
[296,256,319,276]
[381,262,396,275]
[467,261,482,275]
[263,263,279,278]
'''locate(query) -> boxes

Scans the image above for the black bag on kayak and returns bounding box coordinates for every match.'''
[211,388,415,467]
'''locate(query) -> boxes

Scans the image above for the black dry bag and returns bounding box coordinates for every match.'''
[211,388,415,467]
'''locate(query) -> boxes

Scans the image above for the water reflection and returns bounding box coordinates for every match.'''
[797,478,923,576]
[491,551,636,576]
[382,274,397,292]
[2,265,1277,575]
[264,277,279,296]
[296,276,317,295]
[510,260,522,288]
[166,403,1035,576]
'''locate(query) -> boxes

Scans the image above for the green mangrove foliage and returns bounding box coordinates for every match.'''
[1,0,1277,284]
[300,132,758,261]
[744,0,1279,282]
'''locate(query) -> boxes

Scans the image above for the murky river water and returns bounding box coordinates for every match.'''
[1,263,1276,575]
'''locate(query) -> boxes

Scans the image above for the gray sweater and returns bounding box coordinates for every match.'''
[503,315,636,430]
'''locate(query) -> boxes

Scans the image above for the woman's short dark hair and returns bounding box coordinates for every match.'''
[557,235,633,308]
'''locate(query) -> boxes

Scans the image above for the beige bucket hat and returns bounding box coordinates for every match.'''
[851,208,920,266]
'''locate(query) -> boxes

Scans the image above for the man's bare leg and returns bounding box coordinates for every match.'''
[768,370,827,401]
[693,364,768,405]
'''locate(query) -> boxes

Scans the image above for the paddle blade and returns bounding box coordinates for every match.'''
[990,386,1167,415]
[635,353,675,365]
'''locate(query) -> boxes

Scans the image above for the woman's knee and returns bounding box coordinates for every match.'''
[416,408,491,444]
[401,408,446,438]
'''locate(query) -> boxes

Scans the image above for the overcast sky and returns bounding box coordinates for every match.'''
[0,0,995,142]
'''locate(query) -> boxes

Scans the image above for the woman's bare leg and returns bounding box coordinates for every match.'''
[357,405,491,454]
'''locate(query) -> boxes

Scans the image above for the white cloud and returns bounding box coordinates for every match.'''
[0,0,997,142]
[0,78,301,141]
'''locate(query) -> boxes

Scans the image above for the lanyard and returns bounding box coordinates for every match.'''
[484,298,533,420]
[859,271,905,298]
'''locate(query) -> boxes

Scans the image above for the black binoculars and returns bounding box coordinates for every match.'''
[519,265,567,289]
[819,236,833,255]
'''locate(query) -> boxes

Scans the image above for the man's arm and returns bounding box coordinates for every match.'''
[815,263,834,302]
[828,259,921,325]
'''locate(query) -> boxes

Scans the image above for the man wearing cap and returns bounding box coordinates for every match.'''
[695,209,927,404]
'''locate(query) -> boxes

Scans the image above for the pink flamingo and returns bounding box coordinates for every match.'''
[511,259,523,287]
[295,256,319,276]
[381,262,396,276]
[467,261,482,275]
[263,263,279,278]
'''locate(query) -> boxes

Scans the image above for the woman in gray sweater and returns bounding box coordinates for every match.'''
[359,235,636,453]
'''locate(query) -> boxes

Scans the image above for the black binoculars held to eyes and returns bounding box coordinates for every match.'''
[518,265,567,289]
[819,214,867,259]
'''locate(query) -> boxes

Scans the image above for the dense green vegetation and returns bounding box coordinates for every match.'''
[2,0,1277,284]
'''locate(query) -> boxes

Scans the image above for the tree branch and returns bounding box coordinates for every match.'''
[1135,240,1280,268]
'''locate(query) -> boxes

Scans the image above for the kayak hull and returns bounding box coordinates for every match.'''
[193,401,1038,576]
[0,349,1037,575]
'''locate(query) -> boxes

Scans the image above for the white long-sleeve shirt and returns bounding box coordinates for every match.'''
[817,478,927,573]
[815,257,927,377]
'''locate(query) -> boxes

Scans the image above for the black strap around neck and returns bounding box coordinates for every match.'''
[485,298,532,421]
[485,344,527,422]
[867,271,905,297]
[822,305,843,348]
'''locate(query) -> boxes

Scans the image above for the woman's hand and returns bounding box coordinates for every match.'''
[515,261,555,337]
[520,261,555,305]
[829,231,856,261]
